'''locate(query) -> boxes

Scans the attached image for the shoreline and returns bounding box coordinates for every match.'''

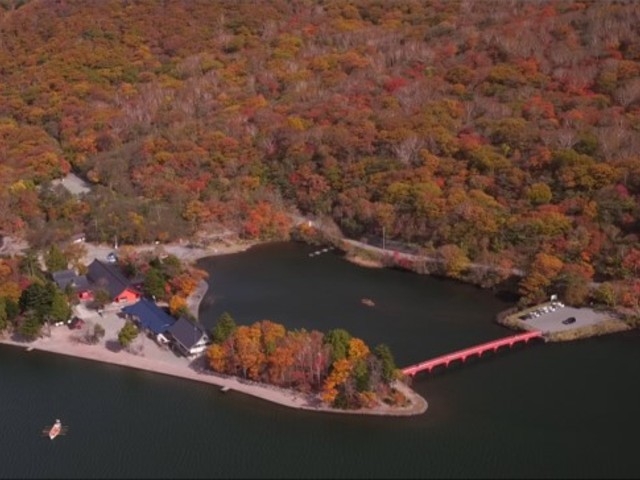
[185,279,209,320]
[79,238,260,266]
[2,235,428,416]
[0,333,427,417]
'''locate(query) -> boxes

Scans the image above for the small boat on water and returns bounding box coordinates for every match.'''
[361,298,375,307]
[48,419,62,440]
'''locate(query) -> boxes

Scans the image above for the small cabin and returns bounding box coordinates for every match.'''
[167,317,211,357]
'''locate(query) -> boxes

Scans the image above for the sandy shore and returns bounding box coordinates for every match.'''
[0,324,427,417]
[1,236,427,416]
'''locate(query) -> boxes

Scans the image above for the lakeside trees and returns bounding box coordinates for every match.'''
[14,280,72,339]
[206,312,404,410]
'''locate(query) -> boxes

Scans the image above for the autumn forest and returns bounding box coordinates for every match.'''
[1,0,640,317]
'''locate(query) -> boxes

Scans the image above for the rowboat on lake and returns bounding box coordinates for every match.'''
[48,419,62,440]
[42,419,67,440]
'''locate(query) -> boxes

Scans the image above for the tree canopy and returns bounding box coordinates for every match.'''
[206,318,404,410]
[1,0,640,310]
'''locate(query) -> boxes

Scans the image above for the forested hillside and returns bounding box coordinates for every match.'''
[1,0,639,307]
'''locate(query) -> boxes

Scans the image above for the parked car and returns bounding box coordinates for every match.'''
[562,317,576,325]
[106,252,118,263]
[68,317,85,330]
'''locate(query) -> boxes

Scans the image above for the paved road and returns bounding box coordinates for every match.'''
[341,238,525,277]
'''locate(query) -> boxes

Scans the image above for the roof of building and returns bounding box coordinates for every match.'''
[70,232,86,242]
[51,269,91,291]
[122,298,177,335]
[52,269,75,286]
[87,259,133,299]
[167,316,209,350]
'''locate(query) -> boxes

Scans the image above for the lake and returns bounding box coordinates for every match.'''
[1,241,638,478]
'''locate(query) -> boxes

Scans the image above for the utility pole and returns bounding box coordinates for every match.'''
[382,226,386,250]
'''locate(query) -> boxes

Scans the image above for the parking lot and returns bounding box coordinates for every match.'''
[517,301,612,334]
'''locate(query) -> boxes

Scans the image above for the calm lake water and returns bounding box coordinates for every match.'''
[2,241,639,478]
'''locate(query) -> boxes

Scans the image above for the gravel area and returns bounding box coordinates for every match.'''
[516,302,614,334]
[0,235,28,256]
[51,173,92,195]
[79,239,254,266]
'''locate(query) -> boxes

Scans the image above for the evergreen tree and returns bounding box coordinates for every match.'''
[44,244,68,272]
[19,282,50,320]
[18,311,42,341]
[19,251,43,279]
[5,298,19,321]
[374,344,397,382]
[117,321,139,347]
[211,311,236,344]
[143,268,166,300]
[353,360,370,392]
[93,288,111,310]
[50,289,71,323]
[324,328,352,363]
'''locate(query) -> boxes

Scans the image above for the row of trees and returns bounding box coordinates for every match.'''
[0,278,73,340]
[207,312,405,410]
[0,244,104,339]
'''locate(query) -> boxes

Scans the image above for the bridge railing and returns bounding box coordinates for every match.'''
[402,331,542,376]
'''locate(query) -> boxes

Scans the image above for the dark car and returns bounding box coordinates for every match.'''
[562,316,576,325]
[68,317,85,330]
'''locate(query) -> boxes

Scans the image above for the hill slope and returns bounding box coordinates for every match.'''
[1,0,639,306]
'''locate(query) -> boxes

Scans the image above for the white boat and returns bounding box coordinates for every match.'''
[361,298,375,307]
[49,419,62,440]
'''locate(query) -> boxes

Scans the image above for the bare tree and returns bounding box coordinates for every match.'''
[392,136,424,166]
[615,78,640,108]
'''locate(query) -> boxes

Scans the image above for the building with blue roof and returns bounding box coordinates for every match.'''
[121,298,177,339]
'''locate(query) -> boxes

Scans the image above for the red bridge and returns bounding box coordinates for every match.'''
[402,330,544,377]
